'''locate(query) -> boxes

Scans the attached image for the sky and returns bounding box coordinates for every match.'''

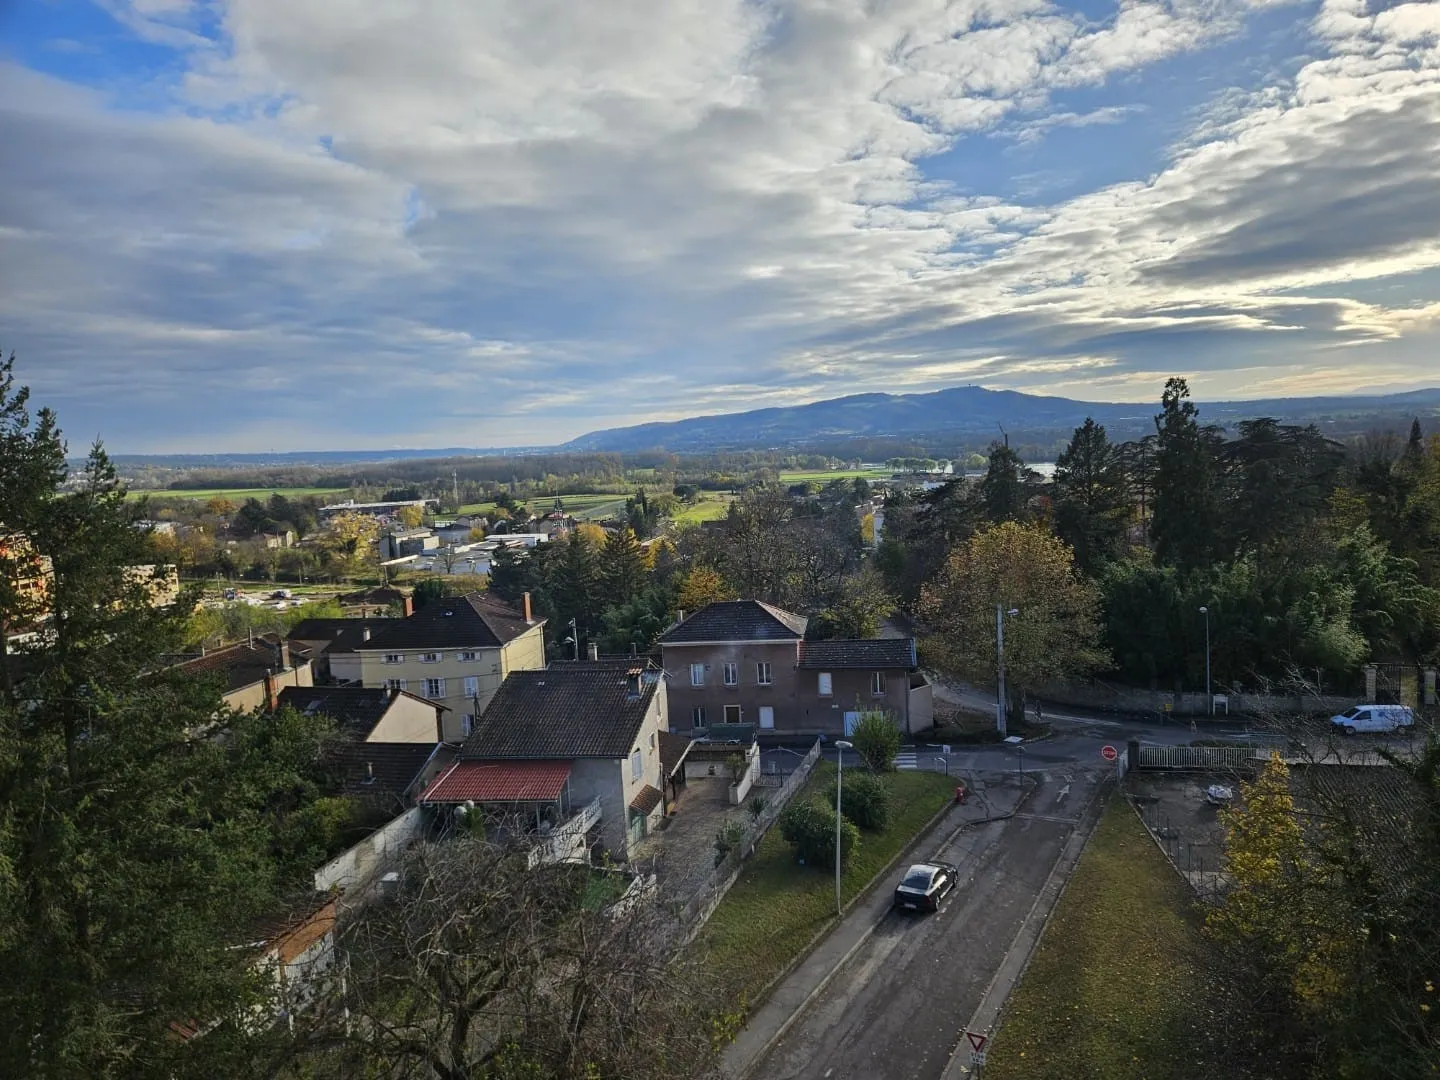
[2,0,1439,453]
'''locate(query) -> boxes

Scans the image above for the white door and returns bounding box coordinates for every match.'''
[758,706,774,729]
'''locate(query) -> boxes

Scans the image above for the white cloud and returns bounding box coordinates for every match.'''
[3,0,1440,450]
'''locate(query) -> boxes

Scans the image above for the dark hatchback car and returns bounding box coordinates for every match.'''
[893,861,960,912]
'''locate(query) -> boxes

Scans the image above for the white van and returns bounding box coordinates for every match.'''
[1330,704,1415,735]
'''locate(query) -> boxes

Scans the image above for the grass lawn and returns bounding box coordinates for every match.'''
[128,486,350,502]
[672,496,732,524]
[778,468,893,484]
[983,796,1240,1080]
[696,763,955,999]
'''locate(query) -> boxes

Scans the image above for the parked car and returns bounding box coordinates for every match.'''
[893,861,960,912]
[1330,704,1415,736]
[270,589,292,600]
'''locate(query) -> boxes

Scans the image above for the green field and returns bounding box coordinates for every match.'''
[672,496,732,524]
[983,797,1241,1080]
[128,486,350,502]
[778,468,893,484]
[697,764,955,999]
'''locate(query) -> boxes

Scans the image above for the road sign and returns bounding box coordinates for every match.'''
[966,1031,988,1052]
[970,1051,987,1066]
[1100,744,1118,761]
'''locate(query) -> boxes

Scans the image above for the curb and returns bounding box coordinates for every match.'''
[727,773,1039,1080]
[938,779,1112,1080]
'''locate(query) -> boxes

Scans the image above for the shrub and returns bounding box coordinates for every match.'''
[778,799,859,867]
[748,794,768,821]
[714,820,746,866]
[824,770,891,831]
[726,753,748,783]
[851,710,902,773]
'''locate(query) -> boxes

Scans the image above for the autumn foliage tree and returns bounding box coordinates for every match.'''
[919,521,1108,722]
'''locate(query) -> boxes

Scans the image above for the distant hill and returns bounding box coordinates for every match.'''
[562,385,1440,453]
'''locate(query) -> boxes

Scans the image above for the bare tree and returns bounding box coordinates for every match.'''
[294,835,733,1080]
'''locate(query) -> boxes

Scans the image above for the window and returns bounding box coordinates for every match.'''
[757,661,773,686]
[460,714,473,737]
[723,662,738,687]
[649,732,656,750]
[383,653,404,664]
[458,650,479,662]
[631,749,643,781]
[818,672,833,696]
[423,677,446,698]
[420,652,442,664]
[385,678,407,691]
[690,662,705,687]
[871,672,887,696]
[758,705,775,729]
[463,676,479,698]
[691,706,706,729]
[724,704,742,724]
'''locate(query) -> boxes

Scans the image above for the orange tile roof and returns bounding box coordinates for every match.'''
[420,759,571,803]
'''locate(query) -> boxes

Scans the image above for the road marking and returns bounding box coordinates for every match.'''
[1056,784,1070,803]
[895,751,918,770]
[1012,811,1084,824]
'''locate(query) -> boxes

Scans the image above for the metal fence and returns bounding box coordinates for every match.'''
[1130,796,1229,903]
[671,738,824,941]
[1137,745,1257,771]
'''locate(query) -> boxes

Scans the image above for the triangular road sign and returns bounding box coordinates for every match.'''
[966,1031,987,1052]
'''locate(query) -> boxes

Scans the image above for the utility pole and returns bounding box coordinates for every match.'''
[452,469,459,506]
[1200,605,1212,715]
[834,739,853,915]
[996,604,1018,736]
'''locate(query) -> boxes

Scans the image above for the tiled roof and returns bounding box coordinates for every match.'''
[658,731,694,778]
[460,665,659,760]
[287,618,394,654]
[170,635,293,692]
[797,638,918,670]
[658,600,807,644]
[325,741,443,800]
[629,784,663,814]
[279,685,394,736]
[360,592,541,651]
[420,759,572,804]
[337,586,409,606]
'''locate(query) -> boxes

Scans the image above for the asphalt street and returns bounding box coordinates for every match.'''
[749,765,1107,1080]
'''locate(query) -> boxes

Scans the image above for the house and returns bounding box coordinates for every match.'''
[657,600,933,737]
[123,563,181,608]
[351,591,546,741]
[259,530,296,549]
[287,617,398,682]
[418,660,668,858]
[277,684,445,743]
[170,635,314,712]
[382,528,439,560]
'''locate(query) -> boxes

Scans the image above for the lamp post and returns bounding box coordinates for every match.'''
[834,739,853,915]
[1199,606,1211,715]
[995,605,1019,736]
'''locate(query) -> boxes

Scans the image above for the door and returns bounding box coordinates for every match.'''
[724,705,742,724]
[758,706,774,729]
[1355,709,1376,732]
[843,711,861,736]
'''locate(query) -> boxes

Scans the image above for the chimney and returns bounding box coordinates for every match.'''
[278,640,291,671]
[523,591,533,624]
[402,594,415,618]
[676,609,685,625]
[264,671,279,710]
[626,670,642,700]
[587,641,599,662]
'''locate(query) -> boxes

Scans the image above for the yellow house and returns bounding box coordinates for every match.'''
[351,592,546,741]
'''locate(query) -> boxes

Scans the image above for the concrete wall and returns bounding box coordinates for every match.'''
[223,662,313,713]
[367,694,443,742]
[907,675,934,735]
[661,640,917,736]
[314,806,422,894]
[728,744,760,804]
[1039,680,1356,718]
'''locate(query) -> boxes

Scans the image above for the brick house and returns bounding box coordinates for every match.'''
[658,600,932,738]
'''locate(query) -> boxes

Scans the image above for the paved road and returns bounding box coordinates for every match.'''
[750,766,1107,1080]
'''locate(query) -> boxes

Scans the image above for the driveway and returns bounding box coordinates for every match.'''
[743,764,1108,1080]
[630,777,748,904]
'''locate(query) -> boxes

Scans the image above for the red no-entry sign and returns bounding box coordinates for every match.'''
[1101,744,1118,761]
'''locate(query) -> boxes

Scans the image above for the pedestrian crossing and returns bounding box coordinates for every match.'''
[895,750,918,770]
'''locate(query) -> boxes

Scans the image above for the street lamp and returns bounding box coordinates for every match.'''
[834,739,853,915]
[1199,606,1212,715]
[565,618,579,661]
[996,605,1019,736]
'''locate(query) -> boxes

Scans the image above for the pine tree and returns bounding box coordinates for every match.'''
[977,439,1035,524]
[600,527,647,606]
[1151,378,1227,571]
[1053,418,1129,573]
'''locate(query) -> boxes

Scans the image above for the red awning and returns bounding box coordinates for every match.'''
[420,760,571,804]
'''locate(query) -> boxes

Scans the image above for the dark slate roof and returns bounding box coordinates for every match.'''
[278,685,395,736]
[287,618,394,654]
[460,665,659,760]
[171,635,293,692]
[797,638,918,669]
[658,600,807,644]
[325,741,445,801]
[360,592,541,651]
